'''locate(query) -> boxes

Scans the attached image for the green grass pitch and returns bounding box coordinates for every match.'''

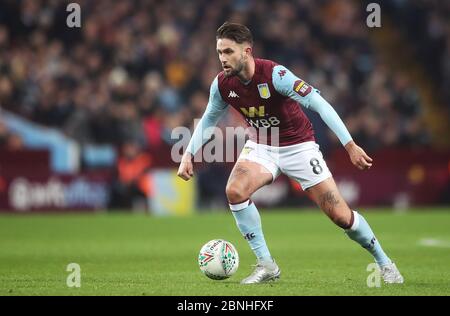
[0,208,449,296]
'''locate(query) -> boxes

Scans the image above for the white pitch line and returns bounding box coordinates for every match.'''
[418,238,450,248]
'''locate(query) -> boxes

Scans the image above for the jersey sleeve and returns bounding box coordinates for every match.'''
[186,76,228,155]
[272,65,353,146]
[272,65,317,107]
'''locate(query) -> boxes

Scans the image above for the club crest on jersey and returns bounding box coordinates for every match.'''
[293,80,312,97]
[257,83,271,99]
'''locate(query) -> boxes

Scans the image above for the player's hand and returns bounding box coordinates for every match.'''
[344,141,373,170]
[177,152,194,181]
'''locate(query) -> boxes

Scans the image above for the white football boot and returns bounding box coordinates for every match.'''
[241,259,281,284]
[380,262,404,284]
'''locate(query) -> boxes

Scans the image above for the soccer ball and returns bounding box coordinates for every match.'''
[198,239,239,280]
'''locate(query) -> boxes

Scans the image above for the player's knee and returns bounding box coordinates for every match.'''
[225,183,249,204]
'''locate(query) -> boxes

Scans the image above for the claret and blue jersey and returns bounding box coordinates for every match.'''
[186,58,353,155]
[218,59,315,146]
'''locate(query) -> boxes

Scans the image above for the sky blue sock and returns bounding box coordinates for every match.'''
[230,200,272,262]
[345,211,392,266]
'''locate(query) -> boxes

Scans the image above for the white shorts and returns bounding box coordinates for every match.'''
[238,140,332,190]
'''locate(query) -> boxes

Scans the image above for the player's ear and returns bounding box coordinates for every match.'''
[243,45,252,57]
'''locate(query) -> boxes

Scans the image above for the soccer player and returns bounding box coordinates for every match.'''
[178,22,404,284]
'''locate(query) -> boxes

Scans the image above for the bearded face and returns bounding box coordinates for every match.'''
[216,38,251,78]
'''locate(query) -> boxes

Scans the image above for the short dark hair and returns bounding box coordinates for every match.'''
[216,22,253,46]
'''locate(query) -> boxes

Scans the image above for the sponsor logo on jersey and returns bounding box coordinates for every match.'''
[240,106,265,118]
[228,90,239,98]
[278,69,286,79]
[257,83,271,99]
[293,79,312,97]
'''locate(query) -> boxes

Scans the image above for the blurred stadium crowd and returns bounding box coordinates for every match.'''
[0,0,449,208]
[385,0,450,105]
[1,0,448,151]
